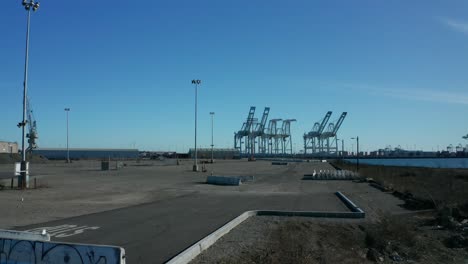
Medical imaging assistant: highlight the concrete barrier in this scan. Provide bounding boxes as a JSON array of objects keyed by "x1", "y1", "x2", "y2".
[
  {"x1": 271, "y1": 162, "x2": 288, "y2": 165},
  {"x1": 165, "y1": 192, "x2": 365, "y2": 264},
  {"x1": 236, "y1": 176, "x2": 254, "y2": 182},
  {"x1": 0, "y1": 236, "x2": 125, "y2": 264},
  {"x1": 206, "y1": 176, "x2": 241, "y2": 186},
  {"x1": 0, "y1": 229, "x2": 50, "y2": 242},
  {"x1": 336, "y1": 191, "x2": 364, "y2": 215},
  {"x1": 303, "y1": 170, "x2": 359, "y2": 181},
  {"x1": 166, "y1": 211, "x2": 255, "y2": 264}
]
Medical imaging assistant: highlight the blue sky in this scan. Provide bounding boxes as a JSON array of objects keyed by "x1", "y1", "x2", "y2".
[{"x1": 1, "y1": 0, "x2": 468, "y2": 152}]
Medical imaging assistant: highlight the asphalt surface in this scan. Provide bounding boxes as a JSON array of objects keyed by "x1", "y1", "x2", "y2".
[
  {"x1": 1, "y1": 160, "x2": 406, "y2": 263},
  {"x1": 18, "y1": 191, "x2": 348, "y2": 263}
]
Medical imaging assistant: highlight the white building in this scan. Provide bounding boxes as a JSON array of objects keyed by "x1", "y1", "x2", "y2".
[{"x1": 0, "y1": 142, "x2": 19, "y2": 154}]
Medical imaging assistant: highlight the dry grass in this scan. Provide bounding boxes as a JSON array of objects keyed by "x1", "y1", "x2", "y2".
[
  {"x1": 333, "y1": 160, "x2": 468, "y2": 210},
  {"x1": 216, "y1": 220, "x2": 370, "y2": 264},
  {"x1": 364, "y1": 215, "x2": 423, "y2": 261}
]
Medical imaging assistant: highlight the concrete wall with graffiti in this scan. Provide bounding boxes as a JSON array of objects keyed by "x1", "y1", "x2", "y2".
[{"x1": 0, "y1": 237, "x2": 125, "y2": 264}]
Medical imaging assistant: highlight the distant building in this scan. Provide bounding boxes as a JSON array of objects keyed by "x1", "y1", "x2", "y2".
[
  {"x1": 0, "y1": 142, "x2": 18, "y2": 154},
  {"x1": 34, "y1": 148, "x2": 139, "y2": 160},
  {"x1": 188, "y1": 148, "x2": 238, "y2": 159}
]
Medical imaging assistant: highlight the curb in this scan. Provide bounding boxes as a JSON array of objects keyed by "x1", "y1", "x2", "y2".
[{"x1": 165, "y1": 192, "x2": 365, "y2": 264}]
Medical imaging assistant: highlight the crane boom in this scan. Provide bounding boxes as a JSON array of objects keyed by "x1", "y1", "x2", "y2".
[
  {"x1": 318, "y1": 111, "x2": 332, "y2": 134},
  {"x1": 331, "y1": 112, "x2": 347, "y2": 134},
  {"x1": 255, "y1": 107, "x2": 270, "y2": 133},
  {"x1": 244, "y1": 106, "x2": 256, "y2": 132}
]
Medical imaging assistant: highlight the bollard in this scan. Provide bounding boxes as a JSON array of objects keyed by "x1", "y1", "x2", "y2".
[
  {"x1": 10, "y1": 178, "x2": 13, "y2": 189},
  {"x1": 34, "y1": 178, "x2": 37, "y2": 189}
]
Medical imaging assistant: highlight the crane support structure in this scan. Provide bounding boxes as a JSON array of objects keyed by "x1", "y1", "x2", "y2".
[
  {"x1": 320, "y1": 112, "x2": 347, "y2": 155},
  {"x1": 251, "y1": 107, "x2": 270, "y2": 155},
  {"x1": 303, "y1": 111, "x2": 332, "y2": 154},
  {"x1": 26, "y1": 99, "x2": 38, "y2": 154},
  {"x1": 280, "y1": 119, "x2": 296, "y2": 155},
  {"x1": 265, "y1": 119, "x2": 282, "y2": 155},
  {"x1": 234, "y1": 106, "x2": 256, "y2": 156}
]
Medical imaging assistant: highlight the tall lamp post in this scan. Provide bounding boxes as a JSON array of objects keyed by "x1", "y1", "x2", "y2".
[
  {"x1": 210, "y1": 112, "x2": 215, "y2": 163},
  {"x1": 192, "y1": 79, "x2": 201, "y2": 171},
  {"x1": 17, "y1": 0, "x2": 40, "y2": 189},
  {"x1": 351, "y1": 136, "x2": 359, "y2": 172},
  {"x1": 65, "y1": 108, "x2": 70, "y2": 163},
  {"x1": 341, "y1": 139, "x2": 345, "y2": 157}
]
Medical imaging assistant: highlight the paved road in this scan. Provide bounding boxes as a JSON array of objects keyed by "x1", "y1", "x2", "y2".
[{"x1": 18, "y1": 191, "x2": 348, "y2": 263}]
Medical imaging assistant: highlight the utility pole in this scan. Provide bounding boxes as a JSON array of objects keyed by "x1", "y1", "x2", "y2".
[
  {"x1": 65, "y1": 108, "x2": 70, "y2": 163},
  {"x1": 192, "y1": 79, "x2": 201, "y2": 171},
  {"x1": 210, "y1": 112, "x2": 215, "y2": 163},
  {"x1": 18, "y1": 0, "x2": 40, "y2": 189}
]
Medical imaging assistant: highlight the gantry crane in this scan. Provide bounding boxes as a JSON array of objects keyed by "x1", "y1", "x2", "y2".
[
  {"x1": 250, "y1": 107, "x2": 270, "y2": 155},
  {"x1": 320, "y1": 112, "x2": 347, "y2": 155},
  {"x1": 234, "y1": 106, "x2": 256, "y2": 156},
  {"x1": 280, "y1": 119, "x2": 296, "y2": 155},
  {"x1": 26, "y1": 99, "x2": 38, "y2": 154},
  {"x1": 265, "y1": 119, "x2": 282, "y2": 154},
  {"x1": 303, "y1": 111, "x2": 332, "y2": 154}
]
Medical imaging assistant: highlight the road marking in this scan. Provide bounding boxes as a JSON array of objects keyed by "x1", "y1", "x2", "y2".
[{"x1": 25, "y1": 224, "x2": 100, "y2": 238}]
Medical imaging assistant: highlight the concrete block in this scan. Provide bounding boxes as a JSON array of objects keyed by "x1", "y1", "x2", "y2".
[
  {"x1": 271, "y1": 162, "x2": 288, "y2": 165},
  {"x1": 0, "y1": 229, "x2": 50, "y2": 242},
  {"x1": 206, "y1": 176, "x2": 241, "y2": 186},
  {"x1": 236, "y1": 176, "x2": 254, "y2": 182}
]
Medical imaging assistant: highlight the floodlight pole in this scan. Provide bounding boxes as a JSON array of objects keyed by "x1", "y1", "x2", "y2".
[
  {"x1": 351, "y1": 136, "x2": 359, "y2": 172},
  {"x1": 65, "y1": 108, "x2": 70, "y2": 163},
  {"x1": 192, "y1": 79, "x2": 201, "y2": 171},
  {"x1": 18, "y1": 0, "x2": 40, "y2": 189},
  {"x1": 210, "y1": 112, "x2": 215, "y2": 163}
]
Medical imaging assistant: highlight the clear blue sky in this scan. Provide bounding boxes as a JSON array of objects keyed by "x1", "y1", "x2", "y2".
[{"x1": 2, "y1": 0, "x2": 468, "y2": 152}]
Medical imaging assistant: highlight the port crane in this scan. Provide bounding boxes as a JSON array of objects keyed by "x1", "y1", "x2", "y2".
[
  {"x1": 26, "y1": 99, "x2": 38, "y2": 153},
  {"x1": 320, "y1": 112, "x2": 347, "y2": 155},
  {"x1": 303, "y1": 111, "x2": 332, "y2": 154},
  {"x1": 234, "y1": 107, "x2": 256, "y2": 156},
  {"x1": 280, "y1": 119, "x2": 296, "y2": 155},
  {"x1": 251, "y1": 107, "x2": 269, "y2": 155}
]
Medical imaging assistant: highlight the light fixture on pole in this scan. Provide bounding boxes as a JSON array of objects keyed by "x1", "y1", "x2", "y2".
[
  {"x1": 351, "y1": 136, "x2": 359, "y2": 172},
  {"x1": 65, "y1": 108, "x2": 70, "y2": 163},
  {"x1": 192, "y1": 79, "x2": 201, "y2": 172},
  {"x1": 17, "y1": 0, "x2": 40, "y2": 189},
  {"x1": 210, "y1": 112, "x2": 215, "y2": 163}
]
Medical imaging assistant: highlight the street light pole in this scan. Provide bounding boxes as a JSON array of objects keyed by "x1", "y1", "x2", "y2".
[
  {"x1": 341, "y1": 139, "x2": 345, "y2": 157},
  {"x1": 351, "y1": 136, "x2": 359, "y2": 172},
  {"x1": 210, "y1": 112, "x2": 215, "y2": 163},
  {"x1": 192, "y1": 79, "x2": 201, "y2": 171},
  {"x1": 65, "y1": 108, "x2": 70, "y2": 163},
  {"x1": 18, "y1": 0, "x2": 40, "y2": 189}
]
